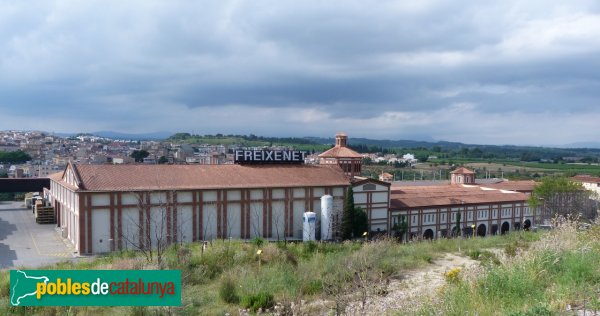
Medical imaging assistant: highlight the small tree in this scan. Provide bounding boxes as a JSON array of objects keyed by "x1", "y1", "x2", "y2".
[
  {"x1": 529, "y1": 176, "x2": 599, "y2": 222},
  {"x1": 453, "y1": 212, "x2": 461, "y2": 237},
  {"x1": 120, "y1": 190, "x2": 188, "y2": 269},
  {"x1": 130, "y1": 150, "x2": 150, "y2": 162},
  {"x1": 392, "y1": 215, "x2": 407, "y2": 242},
  {"x1": 157, "y1": 156, "x2": 168, "y2": 164},
  {"x1": 341, "y1": 187, "x2": 355, "y2": 240}
]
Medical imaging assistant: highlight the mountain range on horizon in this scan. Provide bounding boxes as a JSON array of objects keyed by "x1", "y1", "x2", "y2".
[{"x1": 47, "y1": 130, "x2": 600, "y2": 150}]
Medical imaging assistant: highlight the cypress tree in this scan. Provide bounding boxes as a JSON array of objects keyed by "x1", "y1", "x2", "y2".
[
  {"x1": 341, "y1": 187, "x2": 355, "y2": 240},
  {"x1": 453, "y1": 212, "x2": 462, "y2": 237}
]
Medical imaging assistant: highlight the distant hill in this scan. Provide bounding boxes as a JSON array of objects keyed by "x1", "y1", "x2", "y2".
[
  {"x1": 46, "y1": 131, "x2": 600, "y2": 160},
  {"x1": 92, "y1": 131, "x2": 172, "y2": 140},
  {"x1": 304, "y1": 136, "x2": 466, "y2": 149}
]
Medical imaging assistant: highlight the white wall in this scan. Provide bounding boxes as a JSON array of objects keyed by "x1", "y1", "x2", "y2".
[
  {"x1": 92, "y1": 209, "x2": 110, "y2": 253},
  {"x1": 53, "y1": 183, "x2": 348, "y2": 254}
]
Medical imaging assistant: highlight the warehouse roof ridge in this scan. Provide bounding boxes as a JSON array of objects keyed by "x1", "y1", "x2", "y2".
[
  {"x1": 50, "y1": 162, "x2": 350, "y2": 192},
  {"x1": 390, "y1": 184, "x2": 529, "y2": 208}
]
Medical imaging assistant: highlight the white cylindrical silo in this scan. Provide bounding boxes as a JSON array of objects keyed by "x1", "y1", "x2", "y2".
[
  {"x1": 321, "y1": 195, "x2": 333, "y2": 240},
  {"x1": 303, "y1": 212, "x2": 316, "y2": 242}
]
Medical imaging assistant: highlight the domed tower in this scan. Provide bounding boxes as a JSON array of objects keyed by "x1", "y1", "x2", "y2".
[
  {"x1": 318, "y1": 133, "x2": 363, "y2": 178},
  {"x1": 450, "y1": 167, "x2": 476, "y2": 185}
]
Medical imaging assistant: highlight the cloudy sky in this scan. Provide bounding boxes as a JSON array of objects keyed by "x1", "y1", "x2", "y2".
[{"x1": 1, "y1": 1, "x2": 599, "y2": 145}]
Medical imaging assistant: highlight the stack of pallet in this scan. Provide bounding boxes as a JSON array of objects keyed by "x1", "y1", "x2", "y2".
[{"x1": 35, "y1": 200, "x2": 56, "y2": 224}]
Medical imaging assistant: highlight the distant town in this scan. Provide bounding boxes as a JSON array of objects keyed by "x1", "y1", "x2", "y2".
[
  {"x1": 0, "y1": 130, "x2": 425, "y2": 179},
  {"x1": 2, "y1": 130, "x2": 600, "y2": 182}
]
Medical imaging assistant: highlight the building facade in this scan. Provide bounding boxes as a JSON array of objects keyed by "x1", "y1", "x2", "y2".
[
  {"x1": 49, "y1": 163, "x2": 350, "y2": 254},
  {"x1": 352, "y1": 178, "x2": 391, "y2": 233},
  {"x1": 389, "y1": 169, "x2": 537, "y2": 240},
  {"x1": 46, "y1": 142, "x2": 540, "y2": 254}
]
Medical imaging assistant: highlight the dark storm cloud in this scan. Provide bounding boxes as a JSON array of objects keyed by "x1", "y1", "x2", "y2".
[{"x1": 1, "y1": 0, "x2": 600, "y2": 144}]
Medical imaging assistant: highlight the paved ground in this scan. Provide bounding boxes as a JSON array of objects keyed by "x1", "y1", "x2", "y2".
[{"x1": 0, "y1": 201, "x2": 78, "y2": 269}]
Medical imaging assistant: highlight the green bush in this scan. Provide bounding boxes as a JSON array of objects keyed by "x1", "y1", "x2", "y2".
[
  {"x1": 241, "y1": 292, "x2": 275, "y2": 312},
  {"x1": 421, "y1": 254, "x2": 433, "y2": 263},
  {"x1": 251, "y1": 237, "x2": 265, "y2": 247},
  {"x1": 219, "y1": 278, "x2": 239, "y2": 304},
  {"x1": 467, "y1": 249, "x2": 481, "y2": 260}
]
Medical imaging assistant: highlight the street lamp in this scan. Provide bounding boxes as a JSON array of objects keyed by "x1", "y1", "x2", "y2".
[{"x1": 471, "y1": 224, "x2": 476, "y2": 238}]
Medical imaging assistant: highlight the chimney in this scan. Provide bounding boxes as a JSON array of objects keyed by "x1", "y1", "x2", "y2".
[{"x1": 335, "y1": 133, "x2": 348, "y2": 147}]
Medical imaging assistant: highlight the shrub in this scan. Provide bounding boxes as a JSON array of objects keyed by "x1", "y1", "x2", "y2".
[
  {"x1": 421, "y1": 254, "x2": 433, "y2": 263},
  {"x1": 184, "y1": 265, "x2": 209, "y2": 286},
  {"x1": 444, "y1": 268, "x2": 461, "y2": 283},
  {"x1": 219, "y1": 277, "x2": 239, "y2": 304},
  {"x1": 241, "y1": 292, "x2": 275, "y2": 312},
  {"x1": 251, "y1": 237, "x2": 265, "y2": 247},
  {"x1": 467, "y1": 249, "x2": 481, "y2": 260}
]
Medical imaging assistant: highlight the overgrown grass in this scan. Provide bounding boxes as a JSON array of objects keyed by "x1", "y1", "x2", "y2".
[
  {"x1": 423, "y1": 220, "x2": 600, "y2": 315},
  {"x1": 1, "y1": 232, "x2": 542, "y2": 315}
]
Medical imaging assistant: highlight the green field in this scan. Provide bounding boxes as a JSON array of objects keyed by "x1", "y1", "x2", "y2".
[{"x1": 364, "y1": 158, "x2": 600, "y2": 181}]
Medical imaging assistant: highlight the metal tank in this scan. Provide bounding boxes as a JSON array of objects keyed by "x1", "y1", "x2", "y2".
[
  {"x1": 320, "y1": 195, "x2": 333, "y2": 240},
  {"x1": 303, "y1": 212, "x2": 316, "y2": 242}
]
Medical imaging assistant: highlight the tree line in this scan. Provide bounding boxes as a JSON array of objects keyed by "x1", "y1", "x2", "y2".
[{"x1": 0, "y1": 150, "x2": 32, "y2": 164}]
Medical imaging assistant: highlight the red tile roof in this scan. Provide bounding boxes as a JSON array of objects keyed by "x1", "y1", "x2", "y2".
[
  {"x1": 55, "y1": 164, "x2": 350, "y2": 192},
  {"x1": 479, "y1": 180, "x2": 536, "y2": 192},
  {"x1": 390, "y1": 184, "x2": 528, "y2": 209},
  {"x1": 450, "y1": 167, "x2": 475, "y2": 174},
  {"x1": 318, "y1": 146, "x2": 362, "y2": 158},
  {"x1": 572, "y1": 175, "x2": 600, "y2": 184}
]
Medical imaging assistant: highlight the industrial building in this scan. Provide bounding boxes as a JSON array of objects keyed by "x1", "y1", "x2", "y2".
[
  {"x1": 389, "y1": 168, "x2": 536, "y2": 239},
  {"x1": 573, "y1": 175, "x2": 600, "y2": 198},
  {"x1": 49, "y1": 163, "x2": 353, "y2": 254},
  {"x1": 46, "y1": 133, "x2": 535, "y2": 254}
]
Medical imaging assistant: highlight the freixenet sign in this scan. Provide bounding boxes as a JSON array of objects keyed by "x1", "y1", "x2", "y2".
[
  {"x1": 10, "y1": 270, "x2": 181, "y2": 306},
  {"x1": 234, "y1": 150, "x2": 307, "y2": 164}
]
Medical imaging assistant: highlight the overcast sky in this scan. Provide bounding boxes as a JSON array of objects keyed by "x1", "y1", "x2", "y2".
[{"x1": 1, "y1": 1, "x2": 599, "y2": 145}]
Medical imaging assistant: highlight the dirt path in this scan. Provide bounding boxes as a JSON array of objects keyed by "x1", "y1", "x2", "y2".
[{"x1": 348, "y1": 253, "x2": 479, "y2": 315}]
